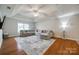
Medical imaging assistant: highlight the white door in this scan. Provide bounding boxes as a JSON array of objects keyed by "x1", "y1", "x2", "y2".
[{"x1": 0, "y1": 29, "x2": 2, "y2": 48}]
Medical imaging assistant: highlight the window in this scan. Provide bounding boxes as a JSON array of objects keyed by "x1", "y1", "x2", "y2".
[{"x1": 18, "y1": 23, "x2": 29, "y2": 33}]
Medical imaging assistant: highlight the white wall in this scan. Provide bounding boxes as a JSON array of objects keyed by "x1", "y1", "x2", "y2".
[
  {"x1": 3, "y1": 17, "x2": 36, "y2": 36},
  {"x1": 36, "y1": 18, "x2": 62, "y2": 38},
  {"x1": 2, "y1": 14, "x2": 79, "y2": 40},
  {"x1": 66, "y1": 15, "x2": 79, "y2": 40},
  {"x1": 0, "y1": 29, "x2": 2, "y2": 48},
  {"x1": 36, "y1": 15, "x2": 79, "y2": 41}
]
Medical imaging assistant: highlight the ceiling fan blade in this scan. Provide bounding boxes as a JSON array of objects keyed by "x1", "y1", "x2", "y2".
[{"x1": 35, "y1": 4, "x2": 46, "y2": 10}]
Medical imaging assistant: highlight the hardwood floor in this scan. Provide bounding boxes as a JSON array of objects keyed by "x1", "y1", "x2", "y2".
[
  {"x1": 0, "y1": 37, "x2": 79, "y2": 55},
  {"x1": 0, "y1": 37, "x2": 27, "y2": 55},
  {"x1": 43, "y1": 38, "x2": 79, "y2": 55}
]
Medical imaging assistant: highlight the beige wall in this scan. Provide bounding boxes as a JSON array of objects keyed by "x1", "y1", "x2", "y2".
[
  {"x1": 36, "y1": 18, "x2": 62, "y2": 38},
  {"x1": 2, "y1": 14, "x2": 79, "y2": 40},
  {"x1": 36, "y1": 15, "x2": 79, "y2": 41},
  {"x1": 3, "y1": 17, "x2": 36, "y2": 36},
  {"x1": 66, "y1": 15, "x2": 79, "y2": 40}
]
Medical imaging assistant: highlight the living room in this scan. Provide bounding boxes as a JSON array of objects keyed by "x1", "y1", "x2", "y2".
[{"x1": 0, "y1": 4, "x2": 79, "y2": 55}]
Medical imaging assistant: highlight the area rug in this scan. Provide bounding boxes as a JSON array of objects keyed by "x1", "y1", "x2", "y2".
[{"x1": 15, "y1": 36, "x2": 55, "y2": 55}]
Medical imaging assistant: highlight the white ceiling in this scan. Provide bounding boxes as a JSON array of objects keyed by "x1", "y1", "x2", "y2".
[{"x1": 0, "y1": 4, "x2": 79, "y2": 22}]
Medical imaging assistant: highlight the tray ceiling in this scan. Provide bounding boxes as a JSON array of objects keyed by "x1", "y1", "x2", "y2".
[{"x1": 0, "y1": 4, "x2": 79, "y2": 22}]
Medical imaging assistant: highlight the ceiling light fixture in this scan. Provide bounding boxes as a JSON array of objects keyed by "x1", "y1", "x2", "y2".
[
  {"x1": 31, "y1": 7, "x2": 40, "y2": 17},
  {"x1": 32, "y1": 9, "x2": 39, "y2": 17},
  {"x1": 33, "y1": 12, "x2": 39, "y2": 17}
]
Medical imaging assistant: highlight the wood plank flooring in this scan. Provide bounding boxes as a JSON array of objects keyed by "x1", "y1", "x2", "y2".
[
  {"x1": 0, "y1": 37, "x2": 27, "y2": 55},
  {"x1": 43, "y1": 38, "x2": 79, "y2": 55},
  {"x1": 0, "y1": 37, "x2": 79, "y2": 55}
]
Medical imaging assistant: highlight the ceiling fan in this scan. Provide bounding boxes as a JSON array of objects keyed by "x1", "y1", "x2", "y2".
[{"x1": 22, "y1": 4, "x2": 54, "y2": 17}]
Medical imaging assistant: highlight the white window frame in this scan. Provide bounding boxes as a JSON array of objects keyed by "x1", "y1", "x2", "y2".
[{"x1": 18, "y1": 23, "x2": 29, "y2": 33}]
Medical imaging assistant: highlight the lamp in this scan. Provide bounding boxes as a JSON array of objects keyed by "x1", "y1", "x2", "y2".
[
  {"x1": 61, "y1": 22, "x2": 67, "y2": 38},
  {"x1": 62, "y1": 22, "x2": 67, "y2": 30}
]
